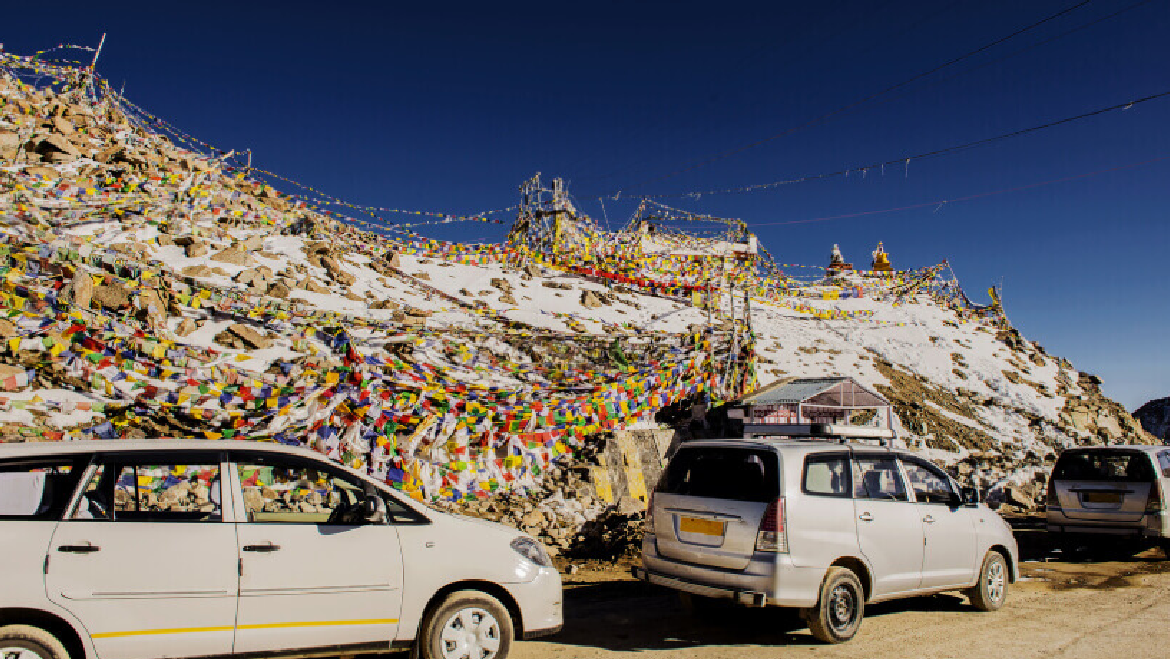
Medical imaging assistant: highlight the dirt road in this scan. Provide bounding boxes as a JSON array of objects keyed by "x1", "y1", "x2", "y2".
[{"x1": 516, "y1": 551, "x2": 1170, "y2": 659}]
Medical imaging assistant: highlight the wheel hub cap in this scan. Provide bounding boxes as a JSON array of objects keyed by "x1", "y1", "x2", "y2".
[
  {"x1": 440, "y1": 607, "x2": 501, "y2": 659},
  {"x1": 828, "y1": 584, "x2": 856, "y2": 632},
  {"x1": 987, "y1": 561, "x2": 1005, "y2": 602}
]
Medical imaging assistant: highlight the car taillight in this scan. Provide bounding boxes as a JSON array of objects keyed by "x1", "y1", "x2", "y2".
[
  {"x1": 1046, "y1": 480, "x2": 1059, "y2": 510},
  {"x1": 1146, "y1": 487, "x2": 1164, "y2": 514},
  {"x1": 755, "y1": 497, "x2": 788, "y2": 553}
]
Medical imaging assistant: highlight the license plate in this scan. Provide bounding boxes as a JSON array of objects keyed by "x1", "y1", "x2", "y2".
[
  {"x1": 679, "y1": 517, "x2": 725, "y2": 536},
  {"x1": 1082, "y1": 492, "x2": 1122, "y2": 504}
]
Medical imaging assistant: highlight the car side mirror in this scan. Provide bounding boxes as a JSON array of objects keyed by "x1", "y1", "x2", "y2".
[
  {"x1": 960, "y1": 486, "x2": 980, "y2": 506},
  {"x1": 361, "y1": 495, "x2": 387, "y2": 524}
]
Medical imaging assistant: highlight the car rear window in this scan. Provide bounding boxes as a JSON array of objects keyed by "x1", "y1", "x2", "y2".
[
  {"x1": 657, "y1": 447, "x2": 779, "y2": 502},
  {"x1": 0, "y1": 457, "x2": 89, "y2": 520},
  {"x1": 1053, "y1": 449, "x2": 1156, "y2": 483}
]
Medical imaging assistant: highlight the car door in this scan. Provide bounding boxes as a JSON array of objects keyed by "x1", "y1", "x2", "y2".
[
  {"x1": 229, "y1": 452, "x2": 403, "y2": 654},
  {"x1": 851, "y1": 453, "x2": 923, "y2": 596},
  {"x1": 900, "y1": 456, "x2": 978, "y2": 589},
  {"x1": 46, "y1": 451, "x2": 238, "y2": 659}
]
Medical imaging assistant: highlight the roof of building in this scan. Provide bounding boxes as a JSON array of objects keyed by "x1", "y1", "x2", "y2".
[{"x1": 740, "y1": 376, "x2": 888, "y2": 407}]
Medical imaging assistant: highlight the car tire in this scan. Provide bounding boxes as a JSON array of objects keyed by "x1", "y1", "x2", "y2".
[
  {"x1": 414, "y1": 590, "x2": 514, "y2": 659},
  {"x1": 967, "y1": 551, "x2": 1009, "y2": 612},
  {"x1": 805, "y1": 567, "x2": 864, "y2": 644},
  {"x1": 0, "y1": 625, "x2": 72, "y2": 659}
]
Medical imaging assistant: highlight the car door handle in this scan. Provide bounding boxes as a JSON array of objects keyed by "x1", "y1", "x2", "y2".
[
  {"x1": 923, "y1": 515, "x2": 936, "y2": 524},
  {"x1": 242, "y1": 543, "x2": 281, "y2": 552},
  {"x1": 858, "y1": 512, "x2": 874, "y2": 522},
  {"x1": 57, "y1": 544, "x2": 100, "y2": 553}
]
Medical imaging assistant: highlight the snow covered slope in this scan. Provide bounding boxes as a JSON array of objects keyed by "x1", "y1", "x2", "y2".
[{"x1": 0, "y1": 50, "x2": 1153, "y2": 515}]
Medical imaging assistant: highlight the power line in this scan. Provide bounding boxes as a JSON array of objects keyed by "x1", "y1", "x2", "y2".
[
  {"x1": 743, "y1": 152, "x2": 1170, "y2": 227},
  {"x1": 603, "y1": 0, "x2": 1097, "y2": 196},
  {"x1": 627, "y1": 86, "x2": 1170, "y2": 199}
]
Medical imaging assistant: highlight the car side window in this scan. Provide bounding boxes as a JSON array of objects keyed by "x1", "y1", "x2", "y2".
[
  {"x1": 75, "y1": 456, "x2": 224, "y2": 522},
  {"x1": 0, "y1": 457, "x2": 88, "y2": 520},
  {"x1": 1158, "y1": 451, "x2": 1170, "y2": 478},
  {"x1": 901, "y1": 458, "x2": 958, "y2": 505},
  {"x1": 237, "y1": 456, "x2": 377, "y2": 525},
  {"x1": 852, "y1": 456, "x2": 908, "y2": 501},
  {"x1": 803, "y1": 453, "x2": 851, "y2": 497}
]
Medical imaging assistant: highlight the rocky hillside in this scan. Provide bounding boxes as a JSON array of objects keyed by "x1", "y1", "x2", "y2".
[
  {"x1": 0, "y1": 47, "x2": 1155, "y2": 555},
  {"x1": 1135, "y1": 397, "x2": 1170, "y2": 441}
]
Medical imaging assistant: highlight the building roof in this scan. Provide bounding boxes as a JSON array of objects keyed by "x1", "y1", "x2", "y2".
[{"x1": 741, "y1": 376, "x2": 888, "y2": 407}]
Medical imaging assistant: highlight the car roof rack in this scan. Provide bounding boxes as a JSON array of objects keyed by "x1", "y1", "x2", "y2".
[{"x1": 743, "y1": 423, "x2": 896, "y2": 447}]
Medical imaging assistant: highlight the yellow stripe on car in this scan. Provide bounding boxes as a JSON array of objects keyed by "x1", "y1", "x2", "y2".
[{"x1": 93, "y1": 619, "x2": 398, "y2": 639}]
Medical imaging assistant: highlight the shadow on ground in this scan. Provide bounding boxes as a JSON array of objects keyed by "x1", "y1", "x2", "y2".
[{"x1": 538, "y1": 579, "x2": 975, "y2": 652}]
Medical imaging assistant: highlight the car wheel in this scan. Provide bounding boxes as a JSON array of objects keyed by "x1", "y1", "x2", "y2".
[
  {"x1": 968, "y1": 551, "x2": 1009, "y2": 612},
  {"x1": 805, "y1": 567, "x2": 864, "y2": 644},
  {"x1": 415, "y1": 590, "x2": 514, "y2": 659},
  {"x1": 0, "y1": 625, "x2": 71, "y2": 659}
]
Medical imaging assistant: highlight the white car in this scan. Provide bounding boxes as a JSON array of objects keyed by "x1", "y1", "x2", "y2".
[
  {"x1": 632, "y1": 437, "x2": 1018, "y2": 643},
  {"x1": 0, "y1": 440, "x2": 562, "y2": 659},
  {"x1": 1046, "y1": 445, "x2": 1170, "y2": 555}
]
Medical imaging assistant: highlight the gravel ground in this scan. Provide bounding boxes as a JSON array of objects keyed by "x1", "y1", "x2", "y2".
[{"x1": 512, "y1": 544, "x2": 1170, "y2": 659}]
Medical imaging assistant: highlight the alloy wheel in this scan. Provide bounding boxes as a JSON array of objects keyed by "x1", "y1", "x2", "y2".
[{"x1": 986, "y1": 559, "x2": 1006, "y2": 603}]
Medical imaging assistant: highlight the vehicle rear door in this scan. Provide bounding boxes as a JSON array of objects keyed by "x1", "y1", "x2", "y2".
[
  {"x1": 229, "y1": 452, "x2": 403, "y2": 654},
  {"x1": 899, "y1": 456, "x2": 977, "y2": 589},
  {"x1": 851, "y1": 453, "x2": 923, "y2": 596},
  {"x1": 45, "y1": 451, "x2": 238, "y2": 659},
  {"x1": 651, "y1": 445, "x2": 778, "y2": 571},
  {"x1": 1052, "y1": 449, "x2": 1155, "y2": 522}
]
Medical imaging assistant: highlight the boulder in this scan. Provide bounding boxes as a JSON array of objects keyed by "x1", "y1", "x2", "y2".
[
  {"x1": 185, "y1": 242, "x2": 208, "y2": 258},
  {"x1": 580, "y1": 290, "x2": 605, "y2": 309},
  {"x1": 210, "y1": 248, "x2": 252, "y2": 266},
  {"x1": 180, "y1": 265, "x2": 215, "y2": 277},
  {"x1": 63, "y1": 269, "x2": 94, "y2": 309},
  {"x1": 35, "y1": 134, "x2": 81, "y2": 161},
  {"x1": 92, "y1": 282, "x2": 131, "y2": 310},
  {"x1": 369, "y1": 299, "x2": 399, "y2": 310},
  {"x1": 266, "y1": 282, "x2": 291, "y2": 299},
  {"x1": 136, "y1": 288, "x2": 168, "y2": 327},
  {"x1": 175, "y1": 318, "x2": 200, "y2": 337},
  {"x1": 213, "y1": 323, "x2": 272, "y2": 350}
]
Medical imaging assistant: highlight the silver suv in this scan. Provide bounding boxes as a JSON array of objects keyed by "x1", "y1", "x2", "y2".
[
  {"x1": 1046, "y1": 445, "x2": 1170, "y2": 555},
  {"x1": 632, "y1": 438, "x2": 1018, "y2": 643}
]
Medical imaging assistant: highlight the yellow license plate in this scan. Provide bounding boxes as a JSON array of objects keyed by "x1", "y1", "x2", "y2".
[
  {"x1": 1083, "y1": 492, "x2": 1122, "y2": 504},
  {"x1": 679, "y1": 517, "x2": 725, "y2": 536}
]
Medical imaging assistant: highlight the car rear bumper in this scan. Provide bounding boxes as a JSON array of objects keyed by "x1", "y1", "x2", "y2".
[
  {"x1": 1047, "y1": 511, "x2": 1168, "y2": 538},
  {"x1": 636, "y1": 542, "x2": 823, "y2": 607}
]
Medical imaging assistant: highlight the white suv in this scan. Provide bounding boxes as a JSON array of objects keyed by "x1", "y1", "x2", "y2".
[
  {"x1": 1046, "y1": 445, "x2": 1170, "y2": 555},
  {"x1": 0, "y1": 440, "x2": 562, "y2": 659},
  {"x1": 633, "y1": 438, "x2": 1018, "y2": 643}
]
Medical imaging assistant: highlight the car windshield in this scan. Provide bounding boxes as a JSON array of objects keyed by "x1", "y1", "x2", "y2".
[{"x1": 1053, "y1": 450, "x2": 1155, "y2": 483}]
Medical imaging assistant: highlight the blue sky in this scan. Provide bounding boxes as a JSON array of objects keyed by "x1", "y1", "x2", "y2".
[{"x1": 7, "y1": 0, "x2": 1168, "y2": 408}]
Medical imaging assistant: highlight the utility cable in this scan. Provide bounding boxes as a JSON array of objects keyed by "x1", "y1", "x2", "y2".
[
  {"x1": 603, "y1": 0, "x2": 1097, "y2": 196},
  {"x1": 631, "y1": 86, "x2": 1170, "y2": 199},
  {"x1": 743, "y1": 152, "x2": 1170, "y2": 227}
]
